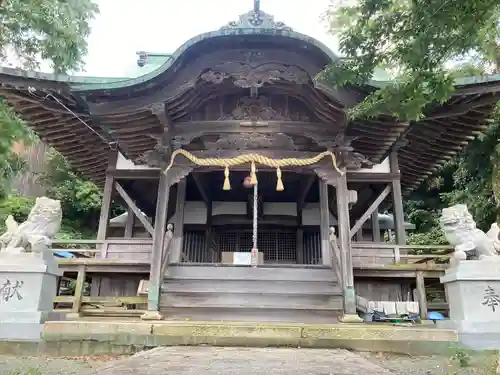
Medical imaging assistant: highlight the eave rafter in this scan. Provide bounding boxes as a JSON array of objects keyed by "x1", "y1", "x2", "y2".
[
  {"x1": 0, "y1": 84, "x2": 110, "y2": 186},
  {"x1": 397, "y1": 90, "x2": 500, "y2": 191}
]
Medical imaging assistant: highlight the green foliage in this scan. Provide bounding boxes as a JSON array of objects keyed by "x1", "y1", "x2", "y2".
[
  {"x1": 8, "y1": 369, "x2": 42, "y2": 375},
  {"x1": 0, "y1": 99, "x2": 31, "y2": 198},
  {"x1": 323, "y1": 0, "x2": 500, "y2": 120},
  {"x1": 0, "y1": 0, "x2": 99, "y2": 208},
  {"x1": 0, "y1": 0, "x2": 99, "y2": 73},
  {"x1": 451, "y1": 349, "x2": 471, "y2": 368},
  {"x1": 0, "y1": 194, "x2": 95, "y2": 240},
  {"x1": 36, "y1": 148, "x2": 123, "y2": 237},
  {"x1": 38, "y1": 149, "x2": 102, "y2": 226}
]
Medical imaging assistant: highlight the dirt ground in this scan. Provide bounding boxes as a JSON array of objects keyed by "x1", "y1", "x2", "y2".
[{"x1": 0, "y1": 348, "x2": 497, "y2": 375}]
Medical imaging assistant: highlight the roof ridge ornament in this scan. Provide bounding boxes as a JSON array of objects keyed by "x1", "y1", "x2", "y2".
[{"x1": 220, "y1": 6, "x2": 292, "y2": 31}]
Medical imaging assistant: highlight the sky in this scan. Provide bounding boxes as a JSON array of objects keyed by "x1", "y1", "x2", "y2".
[{"x1": 80, "y1": 0, "x2": 338, "y2": 77}]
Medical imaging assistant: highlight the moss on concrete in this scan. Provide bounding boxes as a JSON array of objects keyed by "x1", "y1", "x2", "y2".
[{"x1": 0, "y1": 321, "x2": 461, "y2": 357}]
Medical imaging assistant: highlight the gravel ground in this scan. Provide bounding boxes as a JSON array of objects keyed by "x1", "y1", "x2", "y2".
[
  {"x1": 0, "y1": 355, "x2": 116, "y2": 375},
  {"x1": 0, "y1": 349, "x2": 497, "y2": 375},
  {"x1": 362, "y1": 351, "x2": 499, "y2": 375}
]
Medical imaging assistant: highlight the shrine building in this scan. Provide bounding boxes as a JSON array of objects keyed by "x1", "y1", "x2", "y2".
[{"x1": 1, "y1": 5, "x2": 500, "y2": 323}]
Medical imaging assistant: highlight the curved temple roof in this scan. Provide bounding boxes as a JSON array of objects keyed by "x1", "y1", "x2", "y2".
[{"x1": 0, "y1": 7, "x2": 500, "y2": 192}]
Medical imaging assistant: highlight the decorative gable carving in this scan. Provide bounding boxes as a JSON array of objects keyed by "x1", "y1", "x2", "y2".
[{"x1": 218, "y1": 96, "x2": 291, "y2": 121}]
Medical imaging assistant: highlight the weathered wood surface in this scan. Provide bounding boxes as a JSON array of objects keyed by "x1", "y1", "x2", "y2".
[
  {"x1": 51, "y1": 238, "x2": 153, "y2": 261},
  {"x1": 161, "y1": 264, "x2": 343, "y2": 323}
]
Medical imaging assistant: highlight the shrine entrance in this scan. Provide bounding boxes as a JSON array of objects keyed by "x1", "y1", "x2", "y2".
[{"x1": 179, "y1": 168, "x2": 326, "y2": 265}]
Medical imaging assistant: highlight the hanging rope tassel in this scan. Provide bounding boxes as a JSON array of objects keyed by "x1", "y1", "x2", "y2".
[
  {"x1": 250, "y1": 161, "x2": 258, "y2": 185},
  {"x1": 276, "y1": 166, "x2": 284, "y2": 191},
  {"x1": 223, "y1": 166, "x2": 231, "y2": 190}
]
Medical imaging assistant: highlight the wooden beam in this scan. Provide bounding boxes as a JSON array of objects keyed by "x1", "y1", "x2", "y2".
[
  {"x1": 416, "y1": 271, "x2": 428, "y2": 320},
  {"x1": 124, "y1": 207, "x2": 134, "y2": 238},
  {"x1": 425, "y1": 94, "x2": 500, "y2": 120},
  {"x1": 371, "y1": 211, "x2": 381, "y2": 242},
  {"x1": 170, "y1": 179, "x2": 187, "y2": 263},
  {"x1": 144, "y1": 172, "x2": 170, "y2": 317},
  {"x1": 114, "y1": 182, "x2": 154, "y2": 236},
  {"x1": 336, "y1": 174, "x2": 357, "y2": 316},
  {"x1": 71, "y1": 265, "x2": 86, "y2": 316},
  {"x1": 298, "y1": 174, "x2": 315, "y2": 210},
  {"x1": 192, "y1": 172, "x2": 210, "y2": 206},
  {"x1": 96, "y1": 174, "x2": 114, "y2": 256},
  {"x1": 350, "y1": 185, "x2": 391, "y2": 237},
  {"x1": 107, "y1": 169, "x2": 161, "y2": 179},
  {"x1": 151, "y1": 102, "x2": 170, "y2": 127},
  {"x1": 390, "y1": 152, "x2": 406, "y2": 244},
  {"x1": 96, "y1": 151, "x2": 118, "y2": 257},
  {"x1": 319, "y1": 179, "x2": 331, "y2": 266},
  {"x1": 347, "y1": 172, "x2": 400, "y2": 182}
]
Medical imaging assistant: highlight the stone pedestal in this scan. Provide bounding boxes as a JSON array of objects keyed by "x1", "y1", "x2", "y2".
[
  {"x1": 0, "y1": 251, "x2": 65, "y2": 341},
  {"x1": 438, "y1": 258, "x2": 500, "y2": 349}
]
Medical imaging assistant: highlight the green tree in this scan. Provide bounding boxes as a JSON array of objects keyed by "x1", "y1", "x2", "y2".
[
  {"x1": 323, "y1": 0, "x2": 500, "y2": 120},
  {"x1": 0, "y1": 0, "x2": 99, "y2": 193},
  {"x1": 38, "y1": 149, "x2": 123, "y2": 234},
  {"x1": 324, "y1": 0, "x2": 500, "y2": 244}
]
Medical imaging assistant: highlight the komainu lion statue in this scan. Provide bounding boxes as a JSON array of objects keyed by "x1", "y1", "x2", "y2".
[
  {"x1": 439, "y1": 204, "x2": 500, "y2": 266},
  {"x1": 0, "y1": 197, "x2": 62, "y2": 254}
]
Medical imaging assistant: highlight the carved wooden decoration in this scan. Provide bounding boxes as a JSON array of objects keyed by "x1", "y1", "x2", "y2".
[
  {"x1": 305, "y1": 133, "x2": 356, "y2": 152},
  {"x1": 314, "y1": 167, "x2": 340, "y2": 186},
  {"x1": 220, "y1": 9, "x2": 292, "y2": 31},
  {"x1": 204, "y1": 132, "x2": 297, "y2": 151},
  {"x1": 218, "y1": 96, "x2": 291, "y2": 121},
  {"x1": 200, "y1": 62, "x2": 309, "y2": 88},
  {"x1": 306, "y1": 132, "x2": 372, "y2": 169},
  {"x1": 164, "y1": 165, "x2": 193, "y2": 187}
]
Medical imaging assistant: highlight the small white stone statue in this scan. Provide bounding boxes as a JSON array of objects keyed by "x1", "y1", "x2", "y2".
[
  {"x1": 439, "y1": 204, "x2": 500, "y2": 266},
  {"x1": 0, "y1": 197, "x2": 62, "y2": 254}
]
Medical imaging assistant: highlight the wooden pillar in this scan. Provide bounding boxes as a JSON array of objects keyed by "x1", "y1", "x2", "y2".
[
  {"x1": 142, "y1": 173, "x2": 170, "y2": 320},
  {"x1": 319, "y1": 180, "x2": 332, "y2": 266},
  {"x1": 97, "y1": 177, "x2": 114, "y2": 259},
  {"x1": 170, "y1": 179, "x2": 186, "y2": 263},
  {"x1": 416, "y1": 271, "x2": 428, "y2": 320},
  {"x1": 124, "y1": 207, "x2": 134, "y2": 238},
  {"x1": 390, "y1": 152, "x2": 406, "y2": 244},
  {"x1": 297, "y1": 206, "x2": 304, "y2": 264},
  {"x1": 336, "y1": 174, "x2": 362, "y2": 321},
  {"x1": 92, "y1": 151, "x2": 117, "y2": 296},
  {"x1": 371, "y1": 211, "x2": 381, "y2": 242},
  {"x1": 68, "y1": 265, "x2": 86, "y2": 318}
]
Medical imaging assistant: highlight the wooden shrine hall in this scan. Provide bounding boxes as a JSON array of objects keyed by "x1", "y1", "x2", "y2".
[{"x1": 1, "y1": 5, "x2": 500, "y2": 323}]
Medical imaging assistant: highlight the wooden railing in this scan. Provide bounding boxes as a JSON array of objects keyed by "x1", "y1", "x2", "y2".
[
  {"x1": 351, "y1": 243, "x2": 454, "y2": 267},
  {"x1": 50, "y1": 238, "x2": 153, "y2": 260},
  {"x1": 50, "y1": 238, "x2": 153, "y2": 317}
]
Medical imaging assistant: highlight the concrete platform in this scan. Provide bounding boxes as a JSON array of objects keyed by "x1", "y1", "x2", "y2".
[{"x1": 35, "y1": 320, "x2": 460, "y2": 357}]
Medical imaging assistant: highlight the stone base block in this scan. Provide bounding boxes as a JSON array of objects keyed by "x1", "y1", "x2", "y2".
[
  {"x1": 141, "y1": 311, "x2": 164, "y2": 321},
  {"x1": 0, "y1": 251, "x2": 65, "y2": 341},
  {"x1": 0, "y1": 311, "x2": 65, "y2": 341},
  {"x1": 437, "y1": 319, "x2": 500, "y2": 349},
  {"x1": 0, "y1": 322, "x2": 44, "y2": 341},
  {"x1": 339, "y1": 314, "x2": 364, "y2": 323},
  {"x1": 440, "y1": 258, "x2": 500, "y2": 349}
]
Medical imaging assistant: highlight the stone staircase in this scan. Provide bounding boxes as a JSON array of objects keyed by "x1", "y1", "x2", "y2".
[{"x1": 160, "y1": 264, "x2": 343, "y2": 323}]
